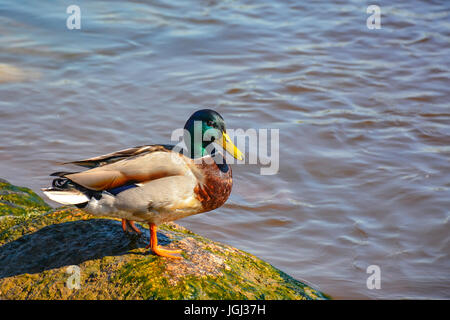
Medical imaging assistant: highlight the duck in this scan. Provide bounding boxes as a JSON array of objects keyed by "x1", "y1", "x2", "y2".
[{"x1": 42, "y1": 109, "x2": 244, "y2": 259}]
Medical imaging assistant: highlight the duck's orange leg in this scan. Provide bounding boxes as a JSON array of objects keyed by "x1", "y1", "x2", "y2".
[
  {"x1": 128, "y1": 221, "x2": 142, "y2": 234},
  {"x1": 145, "y1": 223, "x2": 182, "y2": 259},
  {"x1": 121, "y1": 219, "x2": 142, "y2": 234}
]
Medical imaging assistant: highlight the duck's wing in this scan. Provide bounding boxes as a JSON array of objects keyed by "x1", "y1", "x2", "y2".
[
  {"x1": 64, "y1": 144, "x2": 175, "y2": 168},
  {"x1": 59, "y1": 146, "x2": 196, "y2": 191}
]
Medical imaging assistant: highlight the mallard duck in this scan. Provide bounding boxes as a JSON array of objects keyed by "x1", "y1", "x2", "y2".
[{"x1": 42, "y1": 109, "x2": 243, "y2": 259}]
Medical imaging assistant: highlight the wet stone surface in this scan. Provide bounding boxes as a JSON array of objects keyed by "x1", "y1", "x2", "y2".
[{"x1": 0, "y1": 180, "x2": 328, "y2": 300}]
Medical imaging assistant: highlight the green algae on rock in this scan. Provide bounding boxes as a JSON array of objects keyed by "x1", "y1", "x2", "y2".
[
  {"x1": 0, "y1": 180, "x2": 329, "y2": 300},
  {"x1": 0, "y1": 179, "x2": 51, "y2": 217}
]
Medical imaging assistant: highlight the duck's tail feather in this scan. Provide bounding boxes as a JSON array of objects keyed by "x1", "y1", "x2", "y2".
[
  {"x1": 50, "y1": 171, "x2": 79, "y2": 177},
  {"x1": 42, "y1": 188, "x2": 90, "y2": 205},
  {"x1": 42, "y1": 177, "x2": 90, "y2": 205}
]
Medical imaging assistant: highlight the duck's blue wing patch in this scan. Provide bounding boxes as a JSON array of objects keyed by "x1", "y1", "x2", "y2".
[{"x1": 107, "y1": 184, "x2": 138, "y2": 195}]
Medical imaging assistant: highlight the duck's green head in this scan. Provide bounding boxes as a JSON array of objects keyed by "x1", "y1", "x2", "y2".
[{"x1": 183, "y1": 109, "x2": 244, "y2": 160}]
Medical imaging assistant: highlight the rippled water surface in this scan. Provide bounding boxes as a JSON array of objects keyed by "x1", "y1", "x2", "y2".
[{"x1": 1, "y1": 0, "x2": 449, "y2": 299}]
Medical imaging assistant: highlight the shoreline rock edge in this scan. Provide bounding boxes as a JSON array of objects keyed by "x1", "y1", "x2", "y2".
[{"x1": 0, "y1": 180, "x2": 329, "y2": 300}]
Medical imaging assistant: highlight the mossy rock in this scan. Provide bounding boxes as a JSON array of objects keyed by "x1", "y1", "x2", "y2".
[
  {"x1": 0, "y1": 180, "x2": 329, "y2": 300},
  {"x1": 0, "y1": 179, "x2": 51, "y2": 217}
]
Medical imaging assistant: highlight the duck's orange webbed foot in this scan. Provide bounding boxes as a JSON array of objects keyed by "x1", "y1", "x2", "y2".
[
  {"x1": 146, "y1": 223, "x2": 182, "y2": 259},
  {"x1": 121, "y1": 219, "x2": 142, "y2": 234}
]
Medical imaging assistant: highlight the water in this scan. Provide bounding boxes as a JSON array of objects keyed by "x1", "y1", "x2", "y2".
[{"x1": 1, "y1": 0, "x2": 449, "y2": 299}]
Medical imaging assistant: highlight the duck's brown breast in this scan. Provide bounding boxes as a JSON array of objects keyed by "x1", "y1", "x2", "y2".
[{"x1": 193, "y1": 161, "x2": 232, "y2": 212}]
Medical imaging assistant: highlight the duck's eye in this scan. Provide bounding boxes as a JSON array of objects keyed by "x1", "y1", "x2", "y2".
[{"x1": 207, "y1": 120, "x2": 214, "y2": 127}]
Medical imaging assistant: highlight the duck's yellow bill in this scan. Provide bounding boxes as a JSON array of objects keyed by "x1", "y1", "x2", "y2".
[{"x1": 222, "y1": 132, "x2": 244, "y2": 161}]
